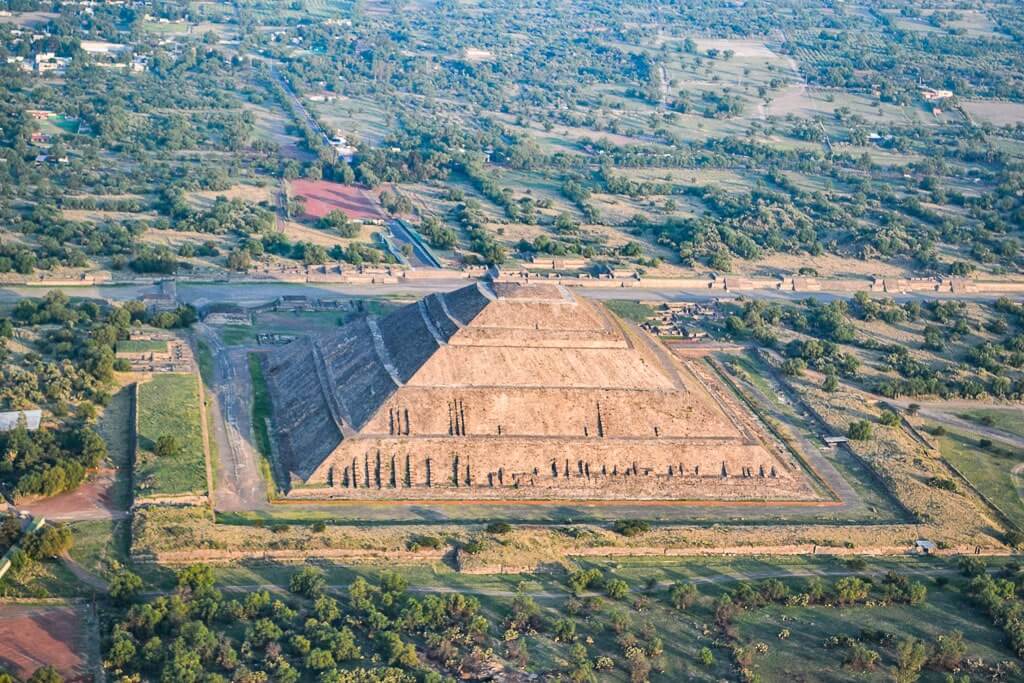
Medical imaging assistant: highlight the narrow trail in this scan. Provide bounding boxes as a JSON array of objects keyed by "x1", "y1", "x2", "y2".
[{"x1": 60, "y1": 553, "x2": 108, "y2": 593}]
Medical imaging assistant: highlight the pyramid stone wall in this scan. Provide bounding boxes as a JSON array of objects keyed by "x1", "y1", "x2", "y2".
[{"x1": 265, "y1": 282, "x2": 820, "y2": 501}]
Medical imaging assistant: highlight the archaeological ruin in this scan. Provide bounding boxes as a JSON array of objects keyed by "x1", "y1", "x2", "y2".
[{"x1": 263, "y1": 281, "x2": 821, "y2": 501}]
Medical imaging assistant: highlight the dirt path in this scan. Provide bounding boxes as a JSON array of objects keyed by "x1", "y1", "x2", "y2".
[
  {"x1": 195, "y1": 323, "x2": 269, "y2": 511},
  {"x1": 889, "y1": 400, "x2": 1024, "y2": 449},
  {"x1": 59, "y1": 552, "x2": 109, "y2": 593}
]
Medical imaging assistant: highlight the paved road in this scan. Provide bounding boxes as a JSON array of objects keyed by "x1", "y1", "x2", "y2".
[
  {"x1": 0, "y1": 279, "x2": 1017, "y2": 308},
  {"x1": 269, "y1": 65, "x2": 332, "y2": 149},
  {"x1": 195, "y1": 323, "x2": 269, "y2": 511}
]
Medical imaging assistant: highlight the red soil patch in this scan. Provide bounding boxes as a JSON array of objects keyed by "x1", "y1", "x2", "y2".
[
  {"x1": 19, "y1": 469, "x2": 120, "y2": 521},
  {"x1": 0, "y1": 605, "x2": 90, "y2": 681},
  {"x1": 289, "y1": 179, "x2": 385, "y2": 221}
]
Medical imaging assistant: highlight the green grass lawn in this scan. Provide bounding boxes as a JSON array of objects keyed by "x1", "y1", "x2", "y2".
[
  {"x1": 219, "y1": 325, "x2": 255, "y2": 346},
  {"x1": 196, "y1": 340, "x2": 214, "y2": 386},
  {"x1": 933, "y1": 424, "x2": 1024, "y2": 528},
  {"x1": 135, "y1": 373, "x2": 207, "y2": 498},
  {"x1": 67, "y1": 519, "x2": 128, "y2": 579},
  {"x1": 603, "y1": 300, "x2": 656, "y2": 324},
  {"x1": 144, "y1": 20, "x2": 188, "y2": 33},
  {"x1": 117, "y1": 339, "x2": 168, "y2": 354}
]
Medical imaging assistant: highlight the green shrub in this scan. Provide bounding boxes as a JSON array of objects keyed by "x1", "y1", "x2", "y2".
[
  {"x1": 848, "y1": 420, "x2": 873, "y2": 440},
  {"x1": 611, "y1": 519, "x2": 651, "y2": 537}
]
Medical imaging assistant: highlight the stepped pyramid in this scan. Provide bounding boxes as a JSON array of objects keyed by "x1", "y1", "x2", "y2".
[{"x1": 263, "y1": 281, "x2": 815, "y2": 501}]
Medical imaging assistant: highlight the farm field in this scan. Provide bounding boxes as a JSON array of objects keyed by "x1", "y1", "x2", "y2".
[
  {"x1": 134, "y1": 373, "x2": 208, "y2": 499},
  {"x1": 0, "y1": 604, "x2": 95, "y2": 681},
  {"x1": 288, "y1": 179, "x2": 385, "y2": 221}
]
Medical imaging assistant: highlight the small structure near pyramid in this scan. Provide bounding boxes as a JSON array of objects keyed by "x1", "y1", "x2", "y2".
[{"x1": 263, "y1": 281, "x2": 817, "y2": 501}]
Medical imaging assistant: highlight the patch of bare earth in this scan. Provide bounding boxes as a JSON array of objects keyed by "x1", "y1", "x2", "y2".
[{"x1": 0, "y1": 605, "x2": 90, "y2": 681}]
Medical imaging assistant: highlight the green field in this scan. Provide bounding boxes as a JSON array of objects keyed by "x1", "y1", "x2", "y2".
[
  {"x1": 117, "y1": 339, "x2": 168, "y2": 354},
  {"x1": 603, "y1": 300, "x2": 655, "y2": 324},
  {"x1": 135, "y1": 373, "x2": 207, "y2": 498},
  {"x1": 934, "y1": 425, "x2": 1024, "y2": 529},
  {"x1": 957, "y1": 408, "x2": 1024, "y2": 439},
  {"x1": 195, "y1": 339, "x2": 214, "y2": 385},
  {"x1": 143, "y1": 20, "x2": 188, "y2": 33}
]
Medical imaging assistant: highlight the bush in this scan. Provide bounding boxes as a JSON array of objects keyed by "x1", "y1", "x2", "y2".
[
  {"x1": 462, "y1": 538, "x2": 485, "y2": 554},
  {"x1": 958, "y1": 556, "x2": 986, "y2": 577},
  {"x1": 611, "y1": 519, "x2": 651, "y2": 537},
  {"x1": 605, "y1": 578, "x2": 630, "y2": 599},
  {"x1": 407, "y1": 534, "x2": 444, "y2": 551},
  {"x1": 848, "y1": 420, "x2": 873, "y2": 440},
  {"x1": 926, "y1": 477, "x2": 957, "y2": 492},
  {"x1": 879, "y1": 411, "x2": 901, "y2": 427},
  {"x1": 485, "y1": 522, "x2": 512, "y2": 534},
  {"x1": 312, "y1": 521, "x2": 327, "y2": 533}
]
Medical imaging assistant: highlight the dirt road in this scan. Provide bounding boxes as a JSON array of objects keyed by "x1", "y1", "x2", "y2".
[{"x1": 195, "y1": 323, "x2": 269, "y2": 511}]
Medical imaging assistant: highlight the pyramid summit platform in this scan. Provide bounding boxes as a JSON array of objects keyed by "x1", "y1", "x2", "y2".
[{"x1": 264, "y1": 281, "x2": 819, "y2": 502}]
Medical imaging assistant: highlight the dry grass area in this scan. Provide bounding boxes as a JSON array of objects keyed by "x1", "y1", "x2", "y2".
[
  {"x1": 797, "y1": 379, "x2": 1002, "y2": 541},
  {"x1": 690, "y1": 38, "x2": 780, "y2": 59},
  {"x1": 61, "y1": 209, "x2": 155, "y2": 223},
  {"x1": 276, "y1": 219, "x2": 377, "y2": 247},
  {"x1": 187, "y1": 182, "x2": 274, "y2": 209},
  {"x1": 963, "y1": 100, "x2": 1024, "y2": 126}
]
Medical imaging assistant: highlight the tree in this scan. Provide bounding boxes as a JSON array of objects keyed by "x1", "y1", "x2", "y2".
[
  {"x1": 22, "y1": 525, "x2": 72, "y2": 559},
  {"x1": 879, "y1": 410, "x2": 901, "y2": 427},
  {"x1": 110, "y1": 568, "x2": 143, "y2": 604},
  {"x1": 822, "y1": 373, "x2": 839, "y2": 392},
  {"x1": 931, "y1": 631, "x2": 966, "y2": 671},
  {"x1": 835, "y1": 577, "x2": 870, "y2": 605},
  {"x1": 290, "y1": 566, "x2": 326, "y2": 597},
  {"x1": 227, "y1": 249, "x2": 251, "y2": 271},
  {"x1": 317, "y1": 210, "x2": 358, "y2": 237},
  {"x1": 553, "y1": 617, "x2": 577, "y2": 642},
  {"x1": 177, "y1": 564, "x2": 216, "y2": 594},
  {"x1": 845, "y1": 642, "x2": 880, "y2": 671},
  {"x1": 669, "y1": 582, "x2": 698, "y2": 610},
  {"x1": 895, "y1": 638, "x2": 927, "y2": 683},
  {"x1": 28, "y1": 665, "x2": 64, "y2": 683},
  {"x1": 154, "y1": 434, "x2": 180, "y2": 458}
]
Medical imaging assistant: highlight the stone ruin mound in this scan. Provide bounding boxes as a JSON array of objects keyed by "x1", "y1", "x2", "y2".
[{"x1": 264, "y1": 281, "x2": 819, "y2": 501}]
